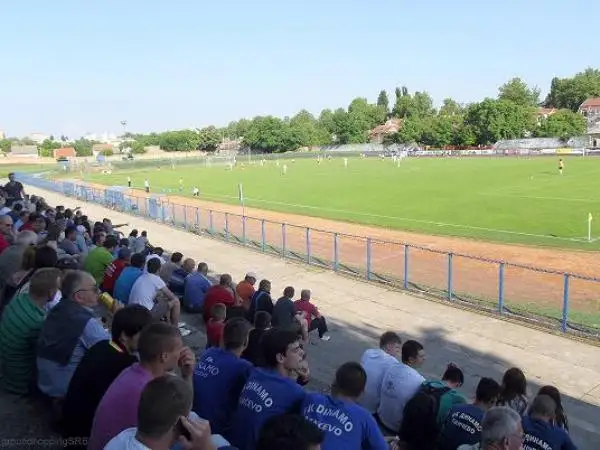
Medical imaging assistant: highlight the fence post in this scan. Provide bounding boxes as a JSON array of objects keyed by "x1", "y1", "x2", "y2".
[
  {"x1": 366, "y1": 238, "x2": 372, "y2": 280},
  {"x1": 261, "y1": 220, "x2": 266, "y2": 252},
  {"x1": 225, "y1": 213, "x2": 229, "y2": 241},
  {"x1": 561, "y1": 274, "x2": 570, "y2": 333},
  {"x1": 195, "y1": 207, "x2": 200, "y2": 230},
  {"x1": 209, "y1": 210, "x2": 214, "y2": 233},
  {"x1": 306, "y1": 228, "x2": 311, "y2": 264},
  {"x1": 136, "y1": 197, "x2": 140, "y2": 214},
  {"x1": 404, "y1": 245, "x2": 409, "y2": 290},
  {"x1": 498, "y1": 263, "x2": 505, "y2": 314},
  {"x1": 282, "y1": 224, "x2": 286, "y2": 257},
  {"x1": 242, "y1": 216, "x2": 247, "y2": 244},
  {"x1": 447, "y1": 253, "x2": 454, "y2": 300},
  {"x1": 183, "y1": 207, "x2": 187, "y2": 229},
  {"x1": 334, "y1": 233, "x2": 339, "y2": 272},
  {"x1": 171, "y1": 204, "x2": 175, "y2": 224}
]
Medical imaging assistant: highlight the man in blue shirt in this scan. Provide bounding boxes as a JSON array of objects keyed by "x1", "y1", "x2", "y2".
[
  {"x1": 522, "y1": 395, "x2": 577, "y2": 450},
  {"x1": 184, "y1": 262, "x2": 212, "y2": 313},
  {"x1": 302, "y1": 361, "x2": 389, "y2": 450},
  {"x1": 113, "y1": 253, "x2": 145, "y2": 305},
  {"x1": 439, "y1": 377, "x2": 501, "y2": 450},
  {"x1": 193, "y1": 317, "x2": 253, "y2": 435},
  {"x1": 168, "y1": 258, "x2": 195, "y2": 300},
  {"x1": 228, "y1": 328, "x2": 307, "y2": 450}
]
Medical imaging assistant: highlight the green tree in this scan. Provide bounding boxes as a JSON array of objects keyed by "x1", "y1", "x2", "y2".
[
  {"x1": 535, "y1": 109, "x2": 587, "y2": 140},
  {"x1": 545, "y1": 68, "x2": 600, "y2": 111},
  {"x1": 159, "y1": 130, "x2": 201, "y2": 152},
  {"x1": 465, "y1": 99, "x2": 535, "y2": 145},
  {"x1": 498, "y1": 77, "x2": 540, "y2": 107},
  {"x1": 73, "y1": 139, "x2": 94, "y2": 157},
  {"x1": 392, "y1": 88, "x2": 435, "y2": 119},
  {"x1": 377, "y1": 90, "x2": 390, "y2": 116},
  {"x1": 318, "y1": 109, "x2": 336, "y2": 136},
  {"x1": 197, "y1": 126, "x2": 221, "y2": 151},
  {"x1": 0, "y1": 139, "x2": 11, "y2": 153},
  {"x1": 288, "y1": 110, "x2": 331, "y2": 148},
  {"x1": 38, "y1": 139, "x2": 62, "y2": 157},
  {"x1": 439, "y1": 98, "x2": 463, "y2": 116},
  {"x1": 243, "y1": 116, "x2": 289, "y2": 152}
]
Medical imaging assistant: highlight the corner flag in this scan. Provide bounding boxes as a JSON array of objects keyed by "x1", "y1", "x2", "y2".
[
  {"x1": 589, "y1": 213, "x2": 593, "y2": 223},
  {"x1": 238, "y1": 183, "x2": 244, "y2": 203},
  {"x1": 589, "y1": 213, "x2": 593, "y2": 242}
]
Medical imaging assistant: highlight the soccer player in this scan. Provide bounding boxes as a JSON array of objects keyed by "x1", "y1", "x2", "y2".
[
  {"x1": 144, "y1": 179, "x2": 150, "y2": 194},
  {"x1": 178, "y1": 178, "x2": 183, "y2": 192},
  {"x1": 127, "y1": 176, "x2": 131, "y2": 188},
  {"x1": 559, "y1": 158, "x2": 564, "y2": 175},
  {"x1": 344, "y1": 157, "x2": 348, "y2": 168},
  {"x1": 192, "y1": 187, "x2": 199, "y2": 197},
  {"x1": 282, "y1": 164, "x2": 288, "y2": 175}
]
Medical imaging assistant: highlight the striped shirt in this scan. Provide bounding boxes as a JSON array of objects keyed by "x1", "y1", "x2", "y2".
[{"x1": 0, "y1": 293, "x2": 45, "y2": 394}]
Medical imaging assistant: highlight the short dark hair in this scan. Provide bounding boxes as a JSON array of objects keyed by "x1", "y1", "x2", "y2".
[
  {"x1": 171, "y1": 252, "x2": 183, "y2": 263},
  {"x1": 197, "y1": 262, "x2": 208, "y2": 273},
  {"x1": 379, "y1": 331, "x2": 401, "y2": 349},
  {"x1": 401, "y1": 340, "x2": 423, "y2": 363},
  {"x1": 223, "y1": 318, "x2": 252, "y2": 351},
  {"x1": 34, "y1": 246, "x2": 58, "y2": 269},
  {"x1": 119, "y1": 238, "x2": 129, "y2": 247},
  {"x1": 137, "y1": 323, "x2": 181, "y2": 363},
  {"x1": 137, "y1": 375, "x2": 192, "y2": 439},
  {"x1": 111, "y1": 305, "x2": 154, "y2": 342},
  {"x1": 147, "y1": 257, "x2": 162, "y2": 274},
  {"x1": 153, "y1": 247, "x2": 163, "y2": 256},
  {"x1": 283, "y1": 286, "x2": 295, "y2": 298},
  {"x1": 500, "y1": 367, "x2": 527, "y2": 399},
  {"x1": 257, "y1": 414, "x2": 324, "y2": 450},
  {"x1": 261, "y1": 329, "x2": 301, "y2": 368},
  {"x1": 65, "y1": 225, "x2": 77, "y2": 236},
  {"x1": 254, "y1": 311, "x2": 271, "y2": 329},
  {"x1": 104, "y1": 235, "x2": 118, "y2": 249},
  {"x1": 476, "y1": 377, "x2": 501, "y2": 404},
  {"x1": 130, "y1": 253, "x2": 145, "y2": 268},
  {"x1": 334, "y1": 362, "x2": 367, "y2": 398},
  {"x1": 442, "y1": 363, "x2": 464, "y2": 385},
  {"x1": 529, "y1": 394, "x2": 556, "y2": 417}
]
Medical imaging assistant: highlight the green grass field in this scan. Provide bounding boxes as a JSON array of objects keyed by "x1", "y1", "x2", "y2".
[{"x1": 80, "y1": 156, "x2": 600, "y2": 250}]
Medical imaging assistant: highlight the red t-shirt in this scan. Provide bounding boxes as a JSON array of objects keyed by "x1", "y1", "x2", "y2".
[
  {"x1": 203, "y1": 285, "x2": 235, "y2": 322},
  {"x1": 19, "y1": 222, "x2": 34, "y2": 232},
  {"x1": 294, "y1": 299, "x2": 319, "y2": 328},
  {"x1": 0, "y1": 234, "x2": 9, "y2": 255},
  {"x1": 102, "y1": 259, "x2": 128, "y2": 292},
  {"x1": 206, "y1": 319, "x2": 225, "y2": 347}
]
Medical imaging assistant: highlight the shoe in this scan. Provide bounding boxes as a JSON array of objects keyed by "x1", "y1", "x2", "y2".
[
  {"x1": 320, "y1": 335, "x2": 331, "y2": 341},
  {"x1": 178, "y1": 322, "x2": 187, "y2": 328},
  {"x1": 180, "y1": 328, "x2": 191, "y2": 337}
]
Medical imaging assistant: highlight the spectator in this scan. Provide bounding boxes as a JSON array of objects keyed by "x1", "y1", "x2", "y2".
[
  {"x1": 159, "y1": 251, "x2": 183, "y2": 283},
  {"x1": 102, "y1": 247, "x2": 131, "y2": 295},
  {"x1": 4, "y1": 172, "x2": 25, "y2": 206},
  {"x1": 84, "y1": 235, "x2": 118, "y2": 285},
  {"x1": 497, "y1": 367, "x2": 528, "y2": 416},
  {"x1": 60, "y1": 225, "x2": 81, "y2": 256},
  {"x1": 88, "y1": 323, "x2": 195, "y2": 450},
  {"x1": 37, "y1": 271, "x2": 110, "y2": 398},
  {"x1": 145, "y1": 246, "x2": 166, "y2": 270},
  {"x1": 14, "y1": 210, "x2": 29, "y2": 232},
  {"x1": 203, "y1": 273, "x2": 235, "y2": 322},
  {"x1": 88, "y1": 230, "x2": 107, "y2": 252},
  {"x1": 0, "y1": 230, "x2": 38, "y2": 299},
  {"x1": 193, "y1": 317, "x2": 253, "y2": 436},
  {"x1": 0, "y1": 214, "x2": 15, "y2": 253},
  {"x1": 439, "y1": 377, "x2": 501, "y2": 450},
  {"x1": 11, "y1": 245, "x2": 59, "y2": 300},
  {"x1": 247, "y1": 279, "x2": 274, "y2": 322},
  {"x1": 206, "y1": 303, "x2": 227, "y2": 348},
  {"x1": 241, "y1": 311, "x2": 272, "y2": 366},
  {"x1": 236, "y1": 272, "x2": 257, "y2": 310},
  {"x1": 132, "y1": 230, "x2": 149, "y2": 254},
  {"x1": 8, "y1": 202, "x2": 23, "y2": 223},
  {"x1": 127, "y1": 229, "x2": 139, "y2": 250},
  {"x1": 105, "y1": 375, "x2": 220, "y2": 450},
  {"x1": 457, "y1": 406, "x2": 524, "y2": 450},
  {"x1": 538, "y1": 385, "x2": 569, "y2": 431},
  {"x1": 75, "y1": 225, "x2": 89, "y2": 255},
  {"x1": 61, "y1": 305, "x2": 154, "y2": 446},
  {"x1": 294, "y1": 289, "x2": 330, "y2": 341},
  {"x1": 272, "y1": 286, "x2": 296, "y2": 329},
  {"x1": 302, "y1": 361, "x2": 389, "y2": 449},
  {"x1": 113, "y1": 253, "x2": 145, "y2": 305},
  {"x1": 229, "y1": 328, "x2": 307, "y2": 450},
  {"x1": 112, "y1": 238, "x2": 130, "y2": 260},
  {"x1": 168, "y1": 257, "x2": 195, "y2": 299},
  {"x1": 359, "y1": 331, "x2": 402, "y2": 413},
  {"x1": 522, "y1": 395, "x2": 577, "y2": 450},
  {"x1": 377, "y1": 339, "x2": 426, "y2": 433},
  {"x1": 256, "y1": 414, "x2": 324, "y2": 450},
  {"x1": 19, "y1": 211, "x2": 36, "y2": 231},
  {"x1": 129, "y1": 257, "x2": 184, "y2": 330},
  {"x1": 0, "y1": 268, "x2": 61, "y2": 395},
  {"x1": 184, "y1": 261, "x2": 212, "y2": 313}
]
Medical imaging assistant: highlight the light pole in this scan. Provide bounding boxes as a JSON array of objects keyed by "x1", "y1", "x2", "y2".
[{"x1": 120, "y1": 120, "x2": 128, "y2": 137}]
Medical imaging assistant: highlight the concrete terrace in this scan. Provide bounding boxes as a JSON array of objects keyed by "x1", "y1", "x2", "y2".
[{"x1": 10, "y1": 185, "x2": 600, "y2": 448}]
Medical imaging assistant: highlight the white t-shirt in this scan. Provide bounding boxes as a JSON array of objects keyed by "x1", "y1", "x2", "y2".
[
  {"x1": 128, "y1": 273, "x2": 166, "y2": 310},
  {"x1": 377, "y1": 362, "x2": 425, "y2": 432},
  {"x1": 359, "y1": 348, "x2": 399, "y2": 413},
  {"x1": 0, "y1": 206, "x2": 11, "y2": 215},
  {"x1": 144, "y1": 254, "x2": 166, "y2": 272}
]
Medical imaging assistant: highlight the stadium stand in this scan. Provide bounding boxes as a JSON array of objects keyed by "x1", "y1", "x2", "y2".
[{"x1": 0, "y1": 175, "x2": 583, "y2": 450}]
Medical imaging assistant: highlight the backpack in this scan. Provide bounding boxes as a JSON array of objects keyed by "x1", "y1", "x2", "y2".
[{"x1": 400, "y1": 383, "x2": 451, "y2": 450}]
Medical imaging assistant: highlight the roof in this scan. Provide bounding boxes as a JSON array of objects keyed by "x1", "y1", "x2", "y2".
[
  {"x1": 536, "y1": 107, "x2": 557, "y2": 116},
  {"x1": 580, "y1": 98, "x2": 600, "y2": 109},
  {"x1": 91, "y1": 143, "x2": 114, "y2": 150},
  {"x1": 54, "y1": 147, "x2": 76, "y2": 157},
  {"x1": 369, "y1": 118, "x2": 402, "y2": 138}
]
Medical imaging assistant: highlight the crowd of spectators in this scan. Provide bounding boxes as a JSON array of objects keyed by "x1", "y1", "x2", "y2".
[{"x1": 0, "y1": 174, "x2": 579, "y2": 450}]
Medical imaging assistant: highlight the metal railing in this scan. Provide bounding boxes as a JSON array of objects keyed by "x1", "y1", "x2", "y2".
[{"x1": 19, "y1": 173, "x2": 600, "y2": 339}]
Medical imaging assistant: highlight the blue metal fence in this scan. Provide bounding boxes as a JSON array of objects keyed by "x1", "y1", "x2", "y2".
[{"x1": 19, "y1": 173, "x2": 600, "y2": 339}]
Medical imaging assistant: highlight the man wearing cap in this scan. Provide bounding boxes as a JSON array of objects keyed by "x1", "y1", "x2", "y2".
[
  {"x1": 236, "y1": 272, "x2": 257, "y2": 310},
  {"x1": 102, "y1": 248, "x2": 131, "y2": 296}
]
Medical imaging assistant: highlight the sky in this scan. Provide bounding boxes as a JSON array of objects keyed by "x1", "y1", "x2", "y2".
[{"x1": 1, "y1": 0, "x2": 599, "y2": 138}]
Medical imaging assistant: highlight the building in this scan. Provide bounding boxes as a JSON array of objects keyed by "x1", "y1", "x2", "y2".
[
  {"x1": 28, "y1": 132, "x2": 50, "y2": 144},
  {"x1": 10, "y1": 145, "x2": 39, "y2": 158},
  {"x1": 368, "y1": 118, "x2": 403, "y2": 144},
  {"x1": 91, "y1": 143, "x2": 115, "y2": 155},
  {"x1": 578, "y1": 98, "x2": 600, "y2": 148},
  {"x1": 54, "y1": 147, "x2": 76, "y2": 158}
]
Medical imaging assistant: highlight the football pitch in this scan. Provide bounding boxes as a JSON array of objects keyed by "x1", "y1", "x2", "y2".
[{"x1": 81, "y1": 156, "x2": 600, "y2": 250}]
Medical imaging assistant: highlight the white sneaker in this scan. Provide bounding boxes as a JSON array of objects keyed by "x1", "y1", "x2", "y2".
[
  {"x1": 178, "y1": 322, "x2": 187, "y2": 328},
  {"x1": 320, "y1": 335, "x2": 331, "y2": 342},
  {"x1": 180, "y1": 328, "x2": 191, "y2": 337}
]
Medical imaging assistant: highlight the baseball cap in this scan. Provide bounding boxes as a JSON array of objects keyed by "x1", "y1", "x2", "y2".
[
  {"x1": 246, "y1": 272, "x2": 257, "y2": 279},
  {"x1": 118, "y1": 247, "x2": 132, "y2": 259}
]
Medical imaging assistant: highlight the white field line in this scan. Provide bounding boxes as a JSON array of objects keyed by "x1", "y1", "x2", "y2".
[{"x1": 480, "y1": 192, "x2": 600, "y2": 204}]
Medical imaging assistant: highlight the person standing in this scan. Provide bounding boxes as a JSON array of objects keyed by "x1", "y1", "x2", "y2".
[
  {"x1": 144, "y1": 179, "x2": 150, "y2": 194},
  {"x1": 127, "y1": 176, "x2": 131, "y2": 188},
  {"x1": 4, "y1": 172, "x2": 25, "y2": 207}
]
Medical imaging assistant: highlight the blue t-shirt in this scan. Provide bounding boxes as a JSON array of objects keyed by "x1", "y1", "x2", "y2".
[
  {"x1": 228, "y1": 367, "x2": 306, "y2": 450},
  {"x1": 302, "y1": 393, "x2": 388, "y2": 450},
  {"x1": 522, "y1": 416, "x2": 577, "y2": 450},
  {"x1": 192, "y1": 347, "x2": 252, "y2": 435},
  {"x1": 439, "y1": 404, "x2": 484, "y2": 450},
  {"x1": 184, "y1": 272, "x2": 212, "y2": 309},
  {"x1": 113, "y1": 267, "x2": 143, "y2": 304}
]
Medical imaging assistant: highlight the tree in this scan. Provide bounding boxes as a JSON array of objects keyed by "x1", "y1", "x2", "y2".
[
  {"x1": 38, "y1": 139, "x2": 62, "y2": 157},
  {"x1": 439, "y1": 98, "x2": 463, "y2": 116},
  {"x1": 197, "y1": 126, "x2": 221, "y2": 151},
  {"x1": 498, "y1": 77, "x2": 540, "y2": 107},
  {"x1": 377, "y1": 90, "x2": 390, "y2": 116},
  {"x1": 465, "y1": 99, "x2": 535, "y2": 145},
  {"x1": 159, "y1": 130, "x2": 201, "y2": 152},
  {"x1": 392, "y1": 88, "x2": 435, "y2": 119},
  {"x1": 535, "y1": 109, "x2": 587, "y2": 140},
  {"x1": 73, "y1": 139, "x2": 94, "y2": 157},
  {"x1": 288, "y1": 110, "x2": 331, "y2": 148},
  {"x1": 0, "y1": 139, "x2": 11, "y2": 154},
  {"x1": 243, "y1": 116, "x2": 289, "y2": 152},
  {"x1": 545, "y1": 68, "x2": 600, "y2": 111}
]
